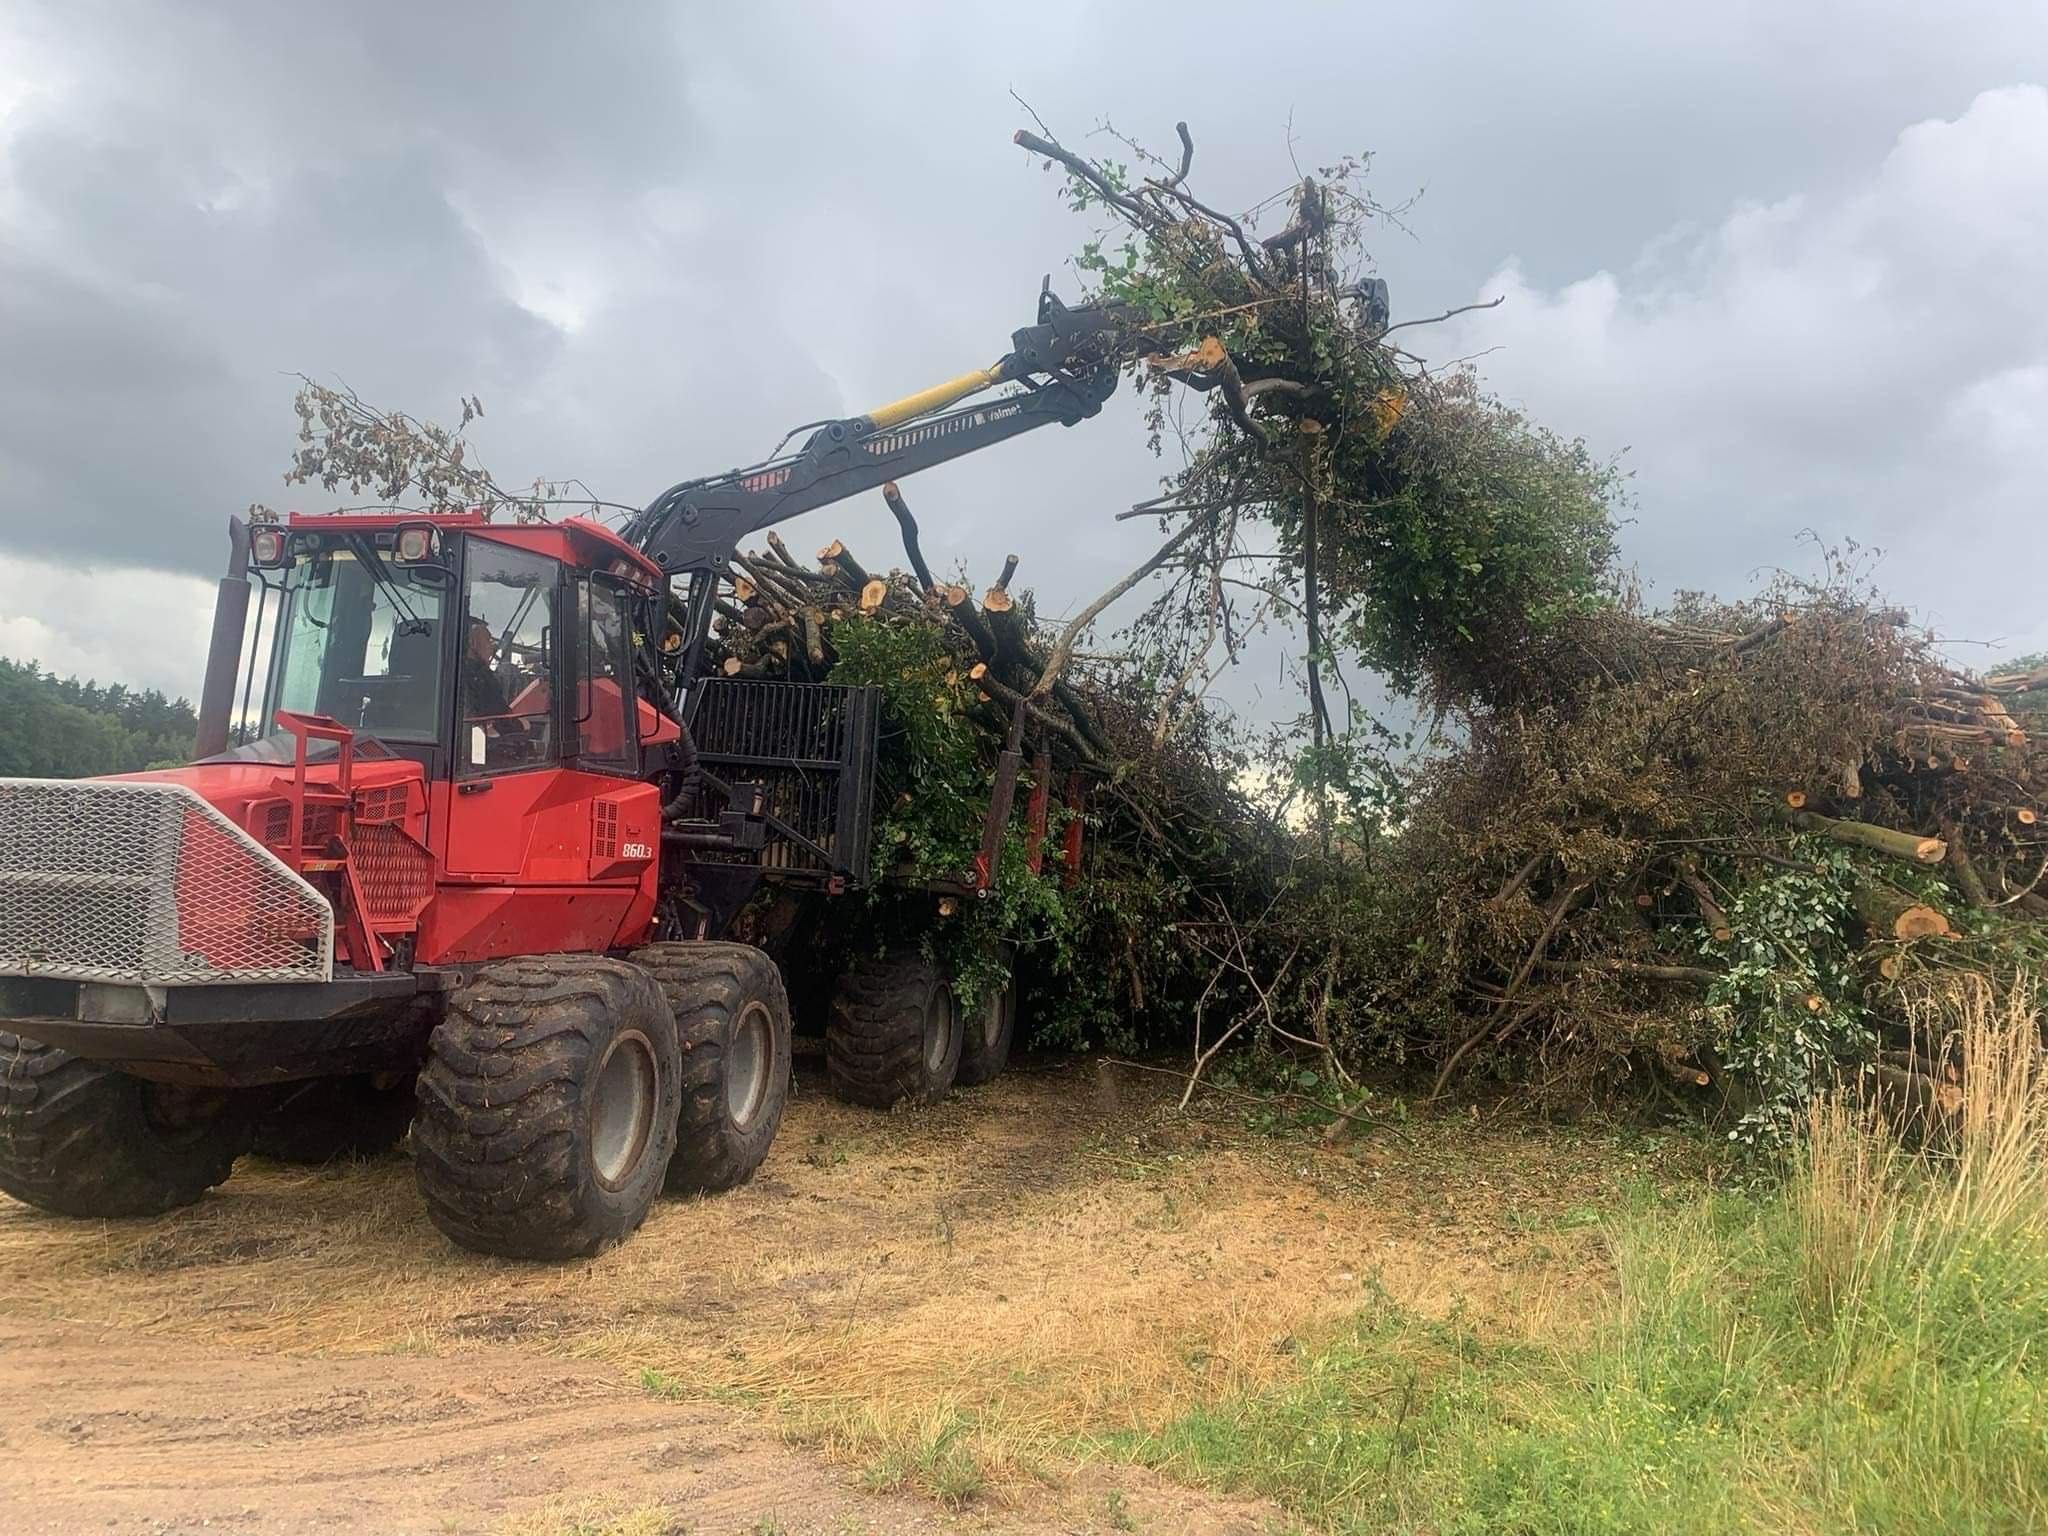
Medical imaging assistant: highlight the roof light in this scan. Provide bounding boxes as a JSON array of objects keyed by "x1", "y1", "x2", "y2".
[
  {"x1": 395, "y1": 526, "x2": 435, "y2": 563},
  {"x1": 249, "y1": 527, "x2": 288, "y2": 567}
]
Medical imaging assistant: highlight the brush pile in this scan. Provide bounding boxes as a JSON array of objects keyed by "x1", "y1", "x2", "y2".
[
  {"x1": 1013, "y1": 117, "x2": 2047, "y2": 1132},
  {"x1": 1340, "y1": 577, "x2": 2048, "y2": 1137}
]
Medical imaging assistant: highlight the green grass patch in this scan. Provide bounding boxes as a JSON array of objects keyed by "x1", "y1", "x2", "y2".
[{"x1": 1114, "y1": 984, "x2": 2048, "y2": 1533}]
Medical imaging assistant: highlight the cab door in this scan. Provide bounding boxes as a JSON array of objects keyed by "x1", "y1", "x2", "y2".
[{"x1": 440, "y1": 539, "x2": 565, "y2": 877}]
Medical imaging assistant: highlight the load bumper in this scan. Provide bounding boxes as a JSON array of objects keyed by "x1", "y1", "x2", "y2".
[{"x1": 0, "y1": 971, "x2": 432, "y2": 1087}]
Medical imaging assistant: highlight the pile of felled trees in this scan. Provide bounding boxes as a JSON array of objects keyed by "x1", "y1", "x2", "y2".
[
  {"x1": 1351, "y1": 582, "x2": 2048, "y2": 1134},
  {"x1": 704, "y1": 484, "x2": 1112, "y2": 765}
]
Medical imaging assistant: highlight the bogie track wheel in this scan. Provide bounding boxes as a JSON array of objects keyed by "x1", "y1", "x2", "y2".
[
  {"x1": 629, "y1": 942, "x2": 792, "y2": 1193},
  {"x1": 826, "y1": 948, "x2": 962, "y2": 1108},
  {"x1": 413, "y1": 955, "x2": 680, "y2": 1260},
  {"x1": 0, "y1": 1033, "x2": 246, "y2": 1217}
]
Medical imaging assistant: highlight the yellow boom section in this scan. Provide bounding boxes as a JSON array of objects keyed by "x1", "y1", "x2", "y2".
[{"x1": 860, "y1": 361, "x2": 1014, "y2": 431}]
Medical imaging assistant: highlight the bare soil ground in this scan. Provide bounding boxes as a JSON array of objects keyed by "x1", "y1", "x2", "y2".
[{"x1": 0, "y1": 1058, "x2": 1701, "y2": 1534}]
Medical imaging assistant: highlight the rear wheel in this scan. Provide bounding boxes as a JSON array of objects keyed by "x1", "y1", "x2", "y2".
[
  {"x1": 412, "y1": 956, "x2": 680, "y2": 1260},
  {"x1": 249, "y1": 1073, "x2": 416, "y2": 1164},
  {"x1": 955, "y1": 962, "x2": 1017, "y2": 1088},
  {"x1": 0, "y1": 1033, "x2": 245, "y2": 1217},
  {"x1": 826, "y1": 948, "x2": 962, "y2": 1108},
  {"x1": 629, "y1": 942, "x2": 792, "y2": 1193}
]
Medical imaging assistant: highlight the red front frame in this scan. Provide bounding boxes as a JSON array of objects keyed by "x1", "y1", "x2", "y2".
[{"x1": 123, "y1": 509, "x2": 673, "y2": 973}]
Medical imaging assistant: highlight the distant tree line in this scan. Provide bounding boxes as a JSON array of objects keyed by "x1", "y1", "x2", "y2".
[{"x1": 0, "y1": 658, "x2": 198, "y2": 778}]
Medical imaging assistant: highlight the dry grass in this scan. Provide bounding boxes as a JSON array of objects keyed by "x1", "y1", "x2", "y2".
[
  {"x1": 497, "y1": 1494, "x2": 685, "y2": 1536},
  {"x1": 0, "y1": 1060, "x2": 1701, "y2": 1493}
]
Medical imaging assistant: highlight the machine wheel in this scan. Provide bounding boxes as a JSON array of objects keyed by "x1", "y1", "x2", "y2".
[
  {"x1": 413, "y1": 956, "x2": 681, "y2": 1260},
  {"x1": 955, "y1": 962, "x2": 1017, "y2": 1088},
  {"x1": 249, "y1": 1073, "x2": 416, "y2": 1164},
  {"x1": 0, "y1": 1033, "x2": 246, "y2": 1217},
  {"x1": 629, "y1": 942, "x2": 792, "y2": 1194},
  {"x1": 826, "y1": 948, "x2": 962, "y2": 1108}
]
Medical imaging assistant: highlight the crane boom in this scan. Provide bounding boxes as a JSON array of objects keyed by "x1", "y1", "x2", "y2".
[{"x1": 625, "y1": 286, "x2": 1148, "y2": 575}]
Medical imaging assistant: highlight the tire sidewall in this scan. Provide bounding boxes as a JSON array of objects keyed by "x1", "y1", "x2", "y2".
[
  {"x1": 956, "y1": 970, "x2": 1016, "y2": 1088},
  {"x1": 702, "y1": 985, "x2": 789, "y2": 1174},
  {"x1": 570, "y1": 997, "x2": 679, "y2": 1237},
  {"x1": 918, "y1": 970, "x2": 965, "y2": 1098}
]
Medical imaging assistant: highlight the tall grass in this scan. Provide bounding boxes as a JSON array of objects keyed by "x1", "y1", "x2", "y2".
[{"x1": 1118, "y1": 976, "x2": 2048, "y2": 1534}]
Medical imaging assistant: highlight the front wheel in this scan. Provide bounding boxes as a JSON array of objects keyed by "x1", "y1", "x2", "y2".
[
  {"x1": 826, "y1": 948, "x2": 962, "y2": 1108},
  {"x1": 630, "y1": 942, "x2": 792, "y2": 1194},
  {"x1": 0, "y1": 1033, "x2": 246, "y2": 1217},
  {"x1": 412, "y1": 956, "x2": 681, "y2": 1260}
]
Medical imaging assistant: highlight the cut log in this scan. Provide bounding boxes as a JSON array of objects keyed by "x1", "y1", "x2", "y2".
[
  {"x1": 764, "y1": 530, "x2": 805, "y2": 574},
  {"x1": 732, "y1": 576, "x2": 757, "y2": 604},
  {"x1": 944, "y1": 585, "x2": 1000, "y2": 662},
  {"x1": 993, "y1": 554, "x2": 1020, "y2": 594},
  {"x1": 1853, "y1": 882, "x2": 1951, "y2": 941},
  {"x1": 1868, "y1": 1062, "x2": 1964, "y2": 1122},
  {"x1": 2018, "y1": 808, "x2": 2040, "y2": 827},
  {"x1": 1654, "y1": 1040, "x2": 1712, "y2": 1088},
  {"x1": 1792, "y1": 810, "x2": 1946, "y2": 865},
  {"x1": 1537, "y1": 958, "x2": 1721, "y2": 985},
  {"x1": 983, "y1": 592, "x2": 1032, "y2": 665},
  {"x1": 816, "y1": 539, "x2": 871, "y2": 591},
  {"x1": 1986, "y1": 663, "x2": 2048, "y2": 694},
  {"x1": 1947, "y1": 835, "x2": 1992, "y2": 910},
  {"x1": 1784, "y1": 790, "x2": 1808, "y2": 810},
  {"x1": 859, "y1": 578, "x2": 889, "y2": 614},
  {"x1": 800, "y1": 609, "x2": 826, "y2": 669},
  {"x1": 880, "y1": 482, "x2": 937, "y2": 594},
  {"x1": 1839, "y1": 759, "x2": 1864, "y2": 800},
  {"x1": 1679, "y1": 870, "x2": 1732, "y2": 942}
]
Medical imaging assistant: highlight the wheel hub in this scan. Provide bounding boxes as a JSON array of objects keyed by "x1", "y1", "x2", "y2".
[
  {"x1": 725, "y1": 1000, "x2": 775, "y2": 1128},
  {"x1": 924, "y1": 986, "x2": 959, "y2": 1076},
  {"x1": 590, "y1": 1030, "x2": 658, "y2": 1189}
]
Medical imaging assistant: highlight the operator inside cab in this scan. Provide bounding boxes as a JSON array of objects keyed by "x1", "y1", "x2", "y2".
[{"x1": 462, "y1": 617, "x2": 510, "y2": 720}]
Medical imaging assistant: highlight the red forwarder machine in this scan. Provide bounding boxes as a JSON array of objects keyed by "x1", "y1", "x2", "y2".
[{"x1": 0, "y1": 289, "x2": 1152, "y2": 1258}]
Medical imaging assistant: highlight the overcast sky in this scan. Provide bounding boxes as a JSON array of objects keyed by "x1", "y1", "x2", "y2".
[{"x1": 1, "y1": 0, "x2": 2043, "y2": 715}]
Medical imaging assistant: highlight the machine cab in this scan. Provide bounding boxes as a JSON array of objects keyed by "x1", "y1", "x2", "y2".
[{"x1": 213, "y1": 511, "x2": 673, "y2": 965}]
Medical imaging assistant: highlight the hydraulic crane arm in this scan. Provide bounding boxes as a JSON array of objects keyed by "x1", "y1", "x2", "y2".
[{"x1": 625, "y1": 285, "x2": 1151, "y2": 575}]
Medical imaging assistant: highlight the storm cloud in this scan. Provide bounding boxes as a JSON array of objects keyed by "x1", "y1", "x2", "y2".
[{"x1": 1, "y1": 0, "x2": 2043, "y2": 703}]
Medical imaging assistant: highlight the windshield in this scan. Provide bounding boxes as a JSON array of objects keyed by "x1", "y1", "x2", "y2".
[{"x1": 263, "y1": 545, "x2": 450, "y2": 743}]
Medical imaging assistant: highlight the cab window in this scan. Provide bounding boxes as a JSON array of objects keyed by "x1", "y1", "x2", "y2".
[
  {"x1": 576, "y1": 575, "x2": 638, "y2": 771},
  {"x1": 461, "y1": 542, "x2": 559, "y2": 773},
  {"x1": 267, "y1": 546, "x2": 447, "y2": 742}
]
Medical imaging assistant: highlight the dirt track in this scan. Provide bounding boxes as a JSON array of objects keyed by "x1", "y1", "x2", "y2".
[
  {"x1": 0, "y1": 1317, "x2": 1282, "y2": 1535},
  {"x1": 0, "y1": 1059, "x2": 1692, "y2": 1533}
]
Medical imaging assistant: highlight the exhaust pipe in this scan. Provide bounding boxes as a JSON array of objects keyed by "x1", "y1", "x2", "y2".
[{"x1": 193, "y1": 514, "x2": 251, "y2": 759}]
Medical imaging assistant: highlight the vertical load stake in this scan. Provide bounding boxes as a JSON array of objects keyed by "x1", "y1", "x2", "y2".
[
  {"x1": 1023, "y1": 747, "x2": 1052, "y2": 875},
  {"x1": 972, "y1": 699, "x2": 1029, "y2": 893}
]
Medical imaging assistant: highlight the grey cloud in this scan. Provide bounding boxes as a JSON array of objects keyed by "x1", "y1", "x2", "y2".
[{"x1": 3, "y1": 0, "x2": 2046, "y2": 708}]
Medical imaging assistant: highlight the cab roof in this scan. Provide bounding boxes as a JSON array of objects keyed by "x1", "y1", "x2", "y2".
[{"x1": 280, "y1": 508, "x2": 663, "y2": 590}]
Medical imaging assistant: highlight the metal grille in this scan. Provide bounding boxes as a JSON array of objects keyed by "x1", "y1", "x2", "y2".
[
  {"x1": 351, "y1": 822, "x2": 435, "y2": 922},
  {"x1": 593, "y1": 800, "x2": 620, "y2": 859},
  {"x1": 688, "y1": 680, "x2": 879, "y2": 883},
  {"x1": 0, "y1": 779, "x2": 333, "y2": 985}
]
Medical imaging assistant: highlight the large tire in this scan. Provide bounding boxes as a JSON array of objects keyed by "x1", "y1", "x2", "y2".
[
  {"x1": 955, "y1": 964, "x2": 1017, "y2": 1088},
  {"x1": 0, "y1": 1033, "x2": 245, "y2": 1217},
  {"x1": 249, "y1": 1073, "x2": 416, "y2": 1164},
  {"x1": 413, "y1": 956, "x2": 681, "y2": 1260},
  {"x1": 629, "y1": 942, "x2": 791, "y2": 1194},
  {"x1": 826, "y1": 948, "x2": 962, "y2": 1108}
]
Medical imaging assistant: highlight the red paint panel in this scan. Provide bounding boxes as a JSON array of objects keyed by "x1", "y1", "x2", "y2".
[{"x1": 415, "y1": 885, "x2": 638, "y2": 964}]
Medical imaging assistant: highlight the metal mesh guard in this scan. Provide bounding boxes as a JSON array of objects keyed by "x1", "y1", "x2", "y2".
[{"x1": 0, "y1": 778, "x2": 334, "y2": 986}]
